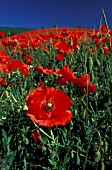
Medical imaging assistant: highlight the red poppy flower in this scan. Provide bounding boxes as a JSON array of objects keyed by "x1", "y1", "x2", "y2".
[
  {"x1": 80, "y1": 84, "x2": 97, "y2": 94},
  {"x1": 54, "y1": 41, "x2": 72, "y2": 53},
  {"x1": 1, "y1": 38, "x2": 10, "y2": 46},
  {"x1": 103, "y1": 47, "x2": 110, "y2": 54},
  {"x1": 38, "y1": 81, "x2": 45, "y2": 87},
  {"x1": 4, "y1": 59, "x2": 30, "y2": 75},
  {"x1": 42, "y1": 46, "x2": 48, "y2": 52},
  {"x1": 100, "y1": 24, "x2": 107, "y2": 33},
  {"x1": 34, "y1": 65, "x2": 55, "y2": 75},
  {"x1": 0, "y1": 63, "x2": 5, "y2": 72},
  {"x1": 54, "y1": 77, "x2": 68, "y2": 86},
  {"x1": 19, "y1": 40, "x2": 28, "y2": 48},
  {"x1": 0, "y1": 77, "x2": 6, "y2": 87},
  {"x1": 90, "y1": 48, "x2": 96, "y2": 53},
  {"x1": 33, "y1": 65, "x2": 43, "y2": 74},
  {"x1": 31, "y1": 40, "x2": 40, "y2": 49},
  {"x1": 19, "y1": 63, "x2": 30, "y2": 75},
  {"x1": 26, "y1": 87, "x2": 72, "y2": 127},
  {"x1": 32, "y1": 130, "x2": 42, "y2": 148},
  {"x1": 56, "y1": 53, "x2": 65, "y2": 60},
  {"x1": 73, "y1": 74, "x2": 97, "y2": 94},
  {"x1": 0, "y1": 50, "x2": 10, "y2": 64},
  {"x1": 24, "y1": 56, "x2": 33, "y2": 63},
  {"x1": 55, "y1": 65, "x2": 77, "y2": 85},
  {"x1": 73, "y1": 74, "x2": 90, "y2": 88},
  {"x1": 0, "y1": 32, "x2": 5, "y2": 38},
  {"x1": 101, "y1": 37, "x2": 108, "y2": 44}
]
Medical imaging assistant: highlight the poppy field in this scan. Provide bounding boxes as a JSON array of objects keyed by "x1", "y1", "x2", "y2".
[{"x1": 0, "y1": 25, "x2": 112, "y2": 169}]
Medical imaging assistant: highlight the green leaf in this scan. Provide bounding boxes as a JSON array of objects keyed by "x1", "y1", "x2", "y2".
[
  {"x1": 95, "y1": 151, "x2": 101, "y2": 162},
  {"x1": 2, "y1": 129, "x2": 7, "y2": 146},
  {"x1": 77, "y1": 156, "x2": 80, "y2": 165},
  {"x1": 2, "y1": 129, "x2": 7, "y2": 140},
  {"x1": 101, "y1": 161, "x2": 105, "y2": 170},
  {"x1": 7, "y1": 135, "x2": 12, "y2": 144},
  {"x1": 105, "y1": 141, "x2": 108, "y2": 152},
  {"x1": 8, "y1": 150, "x2": 17, "y2": 169},
  {"x1": 48, "y1": 159, "x2": 57, "y2": 167}
]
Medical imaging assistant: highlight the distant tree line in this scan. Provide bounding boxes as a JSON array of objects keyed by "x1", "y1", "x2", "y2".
[
  {"x1": 0, "y1": 25, "x2": 83, "y2": 37},
  {"x1": 0, "y1": 27, "x2": 35, "y2": 36}
]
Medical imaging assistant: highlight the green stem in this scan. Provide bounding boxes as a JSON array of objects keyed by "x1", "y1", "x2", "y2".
[
  {"x1": 39, "y1": 128, "x2": 55, "y2": 141},
  {"x1": 83, "y1": 132, "x2": 93, "y2": 170},
  {"x1": 34, "y1": 123, "x2": 55, "y2": 142},
  {"x1": 85, "y1": 68, "x2": 89, "y2": 125},
  {"x1": 0, "y1": 88, "x2": 6, "y2": 102},
  {"x1": 0, "y1": 83, "x2": 11, "y2": 102},
  {"x1": 102, "y1": 8, "x2": 109, "y2": 30}
]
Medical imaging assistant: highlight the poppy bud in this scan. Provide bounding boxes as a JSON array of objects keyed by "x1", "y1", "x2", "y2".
[{"x1": 32, "y1": 130, "x2": 43, "y2": 148}]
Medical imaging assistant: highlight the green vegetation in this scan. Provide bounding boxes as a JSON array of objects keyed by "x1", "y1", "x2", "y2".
[{"x1": 0, "y1": 26, "x2": 36, "y2": 36}]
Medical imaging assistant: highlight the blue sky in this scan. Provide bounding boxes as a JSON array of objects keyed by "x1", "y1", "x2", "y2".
[{"x1": 0, "y1": 0, "x2": 112, "y2": 29}]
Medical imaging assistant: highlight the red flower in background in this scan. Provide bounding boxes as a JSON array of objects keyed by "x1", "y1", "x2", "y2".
[
  {"x1": 26, "y1": 87, "x2": 72, "y2": 127},
  {"x1": 38, "y1": 81, "x2": 45, "y2": 88},
  {"x1": 55, "y1": 77, "x2": 68, "y2": 86},
  {"x1": 90, "y1": 48, "x2": 96, "y2": 53},
  {"x1": 0, "y1": 50, "x2": 10, "y2": 64},
  {"x1": 73, "y1": 74, "x2": 90, "y2": 87},
  {"x1": 34, "y1": 65, "x2": 56, "y2": 75},
  {"x1": 80, "y1": 84, "x2": 97, "y2": 94},
  {"x1": 103, "y1": 47, "x2": 110, "y2": 54},
  {"x1": 19, "y1": 63, "x2": 30, "y2": 75},
  {"x1": 32, "y1": 130, "x2": 42, "y2": 148},
  {"x1": 54, "y1": 40, "x2": 72, "y2": 53},
  {"x1": 0, "y1": 32, "x2": 5, "y2": 38},
  {"x1": 73, "y1": 74, "x2": 97, "y2": 94},
  {"x1": 4, "y1": 59, "x2": 30, "y2": 75},
  {"x1": 56, "y1": 53, "x2": 65, "y2": 60},
  {"x1": 0, "y1": 77, "x2": 6, "y2": 87},
  {"x1": 55, "y1": 65, "x2": 76, "y2": 85},
  {"x1": 100, "y1": 24, "x2": 107, "y2": 34},
  {"x1": 24, "y1": 56, "x2": 33, "y2": 63},
  {"x1": 42, "y1": 46, "x2": 48, "y2": 52},
  {"x1": 0, "y1": 63, "x2": 5, "y2": 72}
]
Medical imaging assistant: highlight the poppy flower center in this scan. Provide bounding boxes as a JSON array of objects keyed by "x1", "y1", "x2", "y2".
[{"x1": 42, "y1": 101, "x2": 55, "y2": 112}]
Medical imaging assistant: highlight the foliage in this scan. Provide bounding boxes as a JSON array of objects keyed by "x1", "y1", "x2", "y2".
[{"x1": 0, "y1": 27, "x2": 35, "y2": 36}]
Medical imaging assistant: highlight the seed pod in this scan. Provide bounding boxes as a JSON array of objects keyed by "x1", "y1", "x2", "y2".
[
  {"x1": 89, "y1": 57, "x2": 93, "y2": 72},
  {"x1": 95, "y1": 151, "x2": 101, "y2": 162}
]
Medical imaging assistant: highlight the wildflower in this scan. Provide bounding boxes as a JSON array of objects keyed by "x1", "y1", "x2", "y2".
[
  {"x1": 80, "y1": 84, "x2": 97, "y2": 94},
  {"x1": 24, "y1": 56, "x2": 33, "y2": 64},
  {"x1": 37, "y1": 81, "x2": 44, "y2": 88},
  {"x1": 26, "y1": 87, "x2": 72, "y2": 127},
  {"x1": 19, "y1": 63, "x2": 30, "y2": 75},
  {"x1": 42, "y1": 46, "x2": 48, "y2": 52},
  {"x1": 0, "y1": 50, "x2": 10, "y2": 64},
  {"x1": 73, "y1": 74, "x2": 97, "y2": 94},
  {"x1": 32, "y1": 130, "x2": 42, "y2": 148},
  {"x1": 73, "y1": 74, "x2": 90, "y2": 87},
  {"x1": 55, "y1": 65, "x2": 76, "y2": 85},
  {"x1": 34, "y1": 65, "x2": 55, "y2": 75},
  {"x1": 54, "y1": 40, "x2": 72, "y2": 53},
  {"x1": 4, "y1": 59, "x2": 30, "y2": 75},
  {"x1": 103, "y1": 47, "x2": 110, "y2": 54},
  {"x1": 0, "y1": 32, "x2": 5, "y2": 38},
  {"x1": 100, "y1": 24, "x2": 107, "y2": 34},
  {"x1": 90, "y1": 48, "x2": 96, "y2": 53},
  {"x1": 56, "y1": 53, "x2": 65, "y2": 60},
  {"x1": 0, "y1": 77, "x2": 6, "y2": 87}
]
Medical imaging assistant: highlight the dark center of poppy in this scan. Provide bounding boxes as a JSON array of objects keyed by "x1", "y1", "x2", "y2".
[{"x1": 42, "y1": 101, "x2": 55, "y2": 112}]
